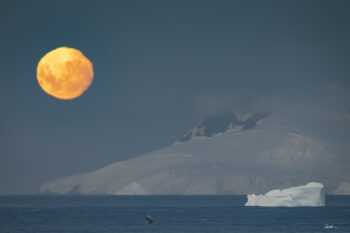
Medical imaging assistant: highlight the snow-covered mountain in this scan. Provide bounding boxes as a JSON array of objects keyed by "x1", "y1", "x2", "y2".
[{"x1": 40, "y1": 110, "x2": 350, "y2": 195}]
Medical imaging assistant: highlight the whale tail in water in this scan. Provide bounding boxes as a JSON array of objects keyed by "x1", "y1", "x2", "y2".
[{"x1": 145, "y1": 215, "x2": 155, "y2": 224}]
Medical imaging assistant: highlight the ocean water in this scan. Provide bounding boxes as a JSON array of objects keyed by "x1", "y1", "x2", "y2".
[{"x1": 0, "y1": 195, "x2": 349, "y2": 233}]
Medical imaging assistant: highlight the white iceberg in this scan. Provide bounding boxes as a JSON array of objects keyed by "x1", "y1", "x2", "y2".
[{"x1": 245, "y1": 182, "x2": 325, "y2": 207}]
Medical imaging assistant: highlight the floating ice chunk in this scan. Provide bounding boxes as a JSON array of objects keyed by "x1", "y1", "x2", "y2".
[
  {"x1": 245, "y1": 182, "x2": 325, "y2": 207},
  {"x1": 324, "y1": 224, "x2": 338, "y2": 229}
]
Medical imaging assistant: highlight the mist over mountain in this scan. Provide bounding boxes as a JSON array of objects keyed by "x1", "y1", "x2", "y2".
[{"x1": 41, "y1": 107, "x2": 350, "y2": 195}]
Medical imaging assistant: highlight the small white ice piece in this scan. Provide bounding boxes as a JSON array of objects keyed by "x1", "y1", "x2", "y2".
[{"x1": 324, "y1": 224, "x2": 337, "y2": 229}]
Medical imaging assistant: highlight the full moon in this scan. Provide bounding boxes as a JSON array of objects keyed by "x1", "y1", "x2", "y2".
[{"x1": 36, "y1": 47, "x2": 94, "y2": 100}]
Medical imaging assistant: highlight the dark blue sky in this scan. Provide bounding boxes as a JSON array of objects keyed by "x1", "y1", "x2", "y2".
[{"x1": 1, "y1": 0, "x2": 349, "y2": 194}]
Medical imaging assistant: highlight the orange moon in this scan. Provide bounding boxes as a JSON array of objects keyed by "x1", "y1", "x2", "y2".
[{"x1": 36, "y1": 47, "x2": 94, "y2": 100}]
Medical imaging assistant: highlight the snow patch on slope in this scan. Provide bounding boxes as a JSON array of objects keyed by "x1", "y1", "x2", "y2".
[
  {"x1": 334, "y1": 182, "x2": 350, "y2": 194},
  {"x1": 115, "y1": 182, "x2": 149, "y2": 195}
]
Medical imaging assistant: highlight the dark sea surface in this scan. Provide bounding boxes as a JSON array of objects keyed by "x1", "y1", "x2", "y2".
[{"x1": 0, "y1": 195, "x2": 349, "y2": 233}]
